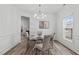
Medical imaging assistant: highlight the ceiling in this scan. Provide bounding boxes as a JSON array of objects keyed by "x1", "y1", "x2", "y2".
[{"x1": 14, "y1": 4, "x2": 64, "y2": 14}]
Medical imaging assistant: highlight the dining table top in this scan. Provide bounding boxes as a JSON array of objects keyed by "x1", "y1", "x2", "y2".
[{"x1": 30, "y1": 35, "x2": 44, "y2": 40}]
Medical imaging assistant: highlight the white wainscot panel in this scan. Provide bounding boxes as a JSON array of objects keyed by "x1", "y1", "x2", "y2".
[
  {"x1": 0, "y1": 32, "x2": 20, "y2": 54},
  {"x1": 73, "y1": 35, "x2": 79, "y2": 50}
]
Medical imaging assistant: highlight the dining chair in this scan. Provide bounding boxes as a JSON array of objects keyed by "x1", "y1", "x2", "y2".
[
  {"x1": 33, "y1": 35, "x2": 52, "y2": 55},
  {"x1": 50, "y1": 33, "x2": 56, "y2": 47}
]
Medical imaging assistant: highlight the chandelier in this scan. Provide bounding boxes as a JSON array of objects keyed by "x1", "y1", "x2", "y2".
[{"x1": 34, "y1": 4, "x2": 47, "y2": 19}]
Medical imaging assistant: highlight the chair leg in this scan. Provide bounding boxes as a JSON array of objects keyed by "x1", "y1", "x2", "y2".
[
  {"x1": 48, "y1": 49, "x2": 50, "y2": 55},
  {"x1": 35, "y1": 48, "x2": 37, "y2": 55}
]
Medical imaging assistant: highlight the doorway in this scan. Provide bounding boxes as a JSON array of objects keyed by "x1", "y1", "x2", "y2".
[{"x1": 21, "y1": 16, "x2": 30, "y2": 39}]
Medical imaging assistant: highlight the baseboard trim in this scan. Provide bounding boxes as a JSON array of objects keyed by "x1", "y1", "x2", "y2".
[
  {"x1": 54, "y1": 40, "x2": 78, "y2": 55},
  {"x1": 4, "y1": 43, "x2": 20, "y2": 55}
]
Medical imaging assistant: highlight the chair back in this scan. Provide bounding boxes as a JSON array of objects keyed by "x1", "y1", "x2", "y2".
[
  {"x1": 42, "y1": 35, "x2": 51, "y2": 51},
  {"x1": 50, "y1": 33, "x2": 55, "y2": 41},
  {"x1": 50, "y1": 33, "x2": 55, "y2": 47},
  {"x1": 37, "y1": 31, "x2": 42, "y2": 36}
]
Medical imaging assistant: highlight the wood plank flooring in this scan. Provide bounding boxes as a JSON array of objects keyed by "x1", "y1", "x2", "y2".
[
  {"x1": 4, "y1": 39, "x2": 77, "y2": 55},
  {"x1": 50, "y1": 40, "x2": 77, "y2": 55}
]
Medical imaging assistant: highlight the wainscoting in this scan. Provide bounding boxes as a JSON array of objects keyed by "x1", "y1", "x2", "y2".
[{"x1": 0, "y1": 32, "x2": 20, "y2": 54}]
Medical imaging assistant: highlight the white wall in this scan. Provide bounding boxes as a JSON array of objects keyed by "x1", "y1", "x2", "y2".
[
  {"x1": 30, "y1": 14, "x2": 56, "y2": 36},
  {"x1": 56, "y1": 4, "x2": 79, "y2": 54},
  {"x1": 21, "y1": 16, "x2": 29, "y2": 32},
  {"x1": 0, "y1": 5, "x2": 21, "y2": 54},
  {"x1": 0, "y1": 4, "x2": 35, "y2": 54},
  {"x1": 19, "y1": 9, "x2": 56, "y2": 39}
]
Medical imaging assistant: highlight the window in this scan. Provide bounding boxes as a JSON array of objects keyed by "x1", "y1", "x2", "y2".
[{"x1": 63, "y1": 16, "x2": 74, "y2": 41}]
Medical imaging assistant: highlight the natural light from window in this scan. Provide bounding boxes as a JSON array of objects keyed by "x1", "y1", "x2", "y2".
[{"x1": 63, "y1": 16, "x2": 74, "y2": 42}]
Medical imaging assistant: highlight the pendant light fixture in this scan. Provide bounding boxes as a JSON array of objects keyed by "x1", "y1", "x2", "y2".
[{"x1": 34, "y1": 4, "x2": 47, "y2": 19}]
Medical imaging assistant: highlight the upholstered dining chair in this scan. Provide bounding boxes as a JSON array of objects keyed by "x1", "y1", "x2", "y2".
[
  {"x1": 50, "y1": 33, "x2": 56, "y2": 47},
  {"x1": 33, "y1": 35, "x2": 52, "y2": 55}
]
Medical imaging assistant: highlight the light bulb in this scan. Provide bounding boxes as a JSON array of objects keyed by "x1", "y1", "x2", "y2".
[{"x1": 34, "y1": 14, "x2": 37, "y2": 18}]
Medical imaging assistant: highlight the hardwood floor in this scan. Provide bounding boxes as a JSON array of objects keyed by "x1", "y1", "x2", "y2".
[
  {"x1": 50, "y1": 40, "x2": 77, "y2": 55},
  {"x1": 4, "y1": 35, "x2": 29, "y2": 55},
  {"x1": 4, "y1": 38, "x2": 77, "y2": 55}
]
